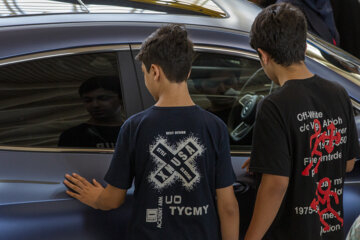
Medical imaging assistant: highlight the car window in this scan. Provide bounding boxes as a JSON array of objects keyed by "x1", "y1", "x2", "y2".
[
  {"x1": 188, "y1": 52, "x2": 277, "y2": 148},
  {"x1": 0, "y1": 52, "x2": 124, "y2": 149}
]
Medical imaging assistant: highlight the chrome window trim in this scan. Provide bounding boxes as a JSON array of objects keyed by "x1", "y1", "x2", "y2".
[
  {"x1": 230, "y1": 150, "x2": 251, "y2": 155},
  {"x1": 131, "y1": 44, "x2": 260, "y2": 60},
  {"x1": 352, "y1": 99, "x2": 360, "y2": 111},
  {"x1": 0, "y1": 145, "x2": 114, "y2": 153},
  {"x1": 0, "y1": 141, "x2": 251, "y2": 155},
  {"x1": 0, "y1": 44, "x2": 130, "y2": 67},
  {"x1": 0, "y1": 144, "x2": 252, "y2": 155},
  {"x1": 194, "y1": 45, "x2": 259, "y2": 60},
  {"x1": 344, "y1": 181, "x2": 360, "y2": 185}
]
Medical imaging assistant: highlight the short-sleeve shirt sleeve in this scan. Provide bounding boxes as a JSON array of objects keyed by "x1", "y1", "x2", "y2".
[
  {"x1": 215, "y1": 122, "x2": 236, "y2": 188},
  {"x1": 104, "y1": 120, "x2": 134, "y2": 189},
  {"x1": 249, "y1": 99, "x2": 291, "y2": 177}
]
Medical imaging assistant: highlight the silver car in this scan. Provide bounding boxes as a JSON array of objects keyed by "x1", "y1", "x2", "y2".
[{"x1": 0, "y1": 0, "x2": 359, "y2": 239}]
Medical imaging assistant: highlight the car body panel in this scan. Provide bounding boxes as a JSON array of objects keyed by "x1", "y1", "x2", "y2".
[{"x1": 0, "y1": 149, "x2": 132, "y2": 240}]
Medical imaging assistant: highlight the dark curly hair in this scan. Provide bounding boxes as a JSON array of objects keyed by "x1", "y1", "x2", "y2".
[
  {"x1": 136, "y1": 24, "x2": 194, "y2": 83},
  {"x1": 250, "y1": 3, "x2": 307, "y2": 66}
]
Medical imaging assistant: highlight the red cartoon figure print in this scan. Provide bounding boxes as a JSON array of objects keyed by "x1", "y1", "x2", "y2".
[
  {"x1": 310, "y1": 177, "x2": 343, "y2": 231},
  {"x1": 302, "y1": 119, "x2": 341, "y2": 176}
]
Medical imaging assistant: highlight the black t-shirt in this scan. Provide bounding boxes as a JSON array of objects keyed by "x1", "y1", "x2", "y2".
[
  {"x1": 58, "y1": 123, "x2": 121, "y2": 148},
  {"x1": 105, "y1": 105, "x2": 236, "y2": 240},
  {"x1": 249, "y1": 75, "x2": 360, "y2": 240}
]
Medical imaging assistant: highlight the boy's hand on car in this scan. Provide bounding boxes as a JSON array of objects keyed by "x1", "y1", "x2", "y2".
[
  {"x1": 64, "y1": 173, "x2": 104, "y2": 209},
  {"x1": 241, "y1": 158, "x2": 253, "y2": 175}
]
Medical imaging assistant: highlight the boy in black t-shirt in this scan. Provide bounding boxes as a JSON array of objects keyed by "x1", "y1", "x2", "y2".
[
  {"x1": 63, "y1": 24, "x2": 239, "y2": 240},
  {"x1": 243, "y1": 3, "x2": 360, "y2": 240}
]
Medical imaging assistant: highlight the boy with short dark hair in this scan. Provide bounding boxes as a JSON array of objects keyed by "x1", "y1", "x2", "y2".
[
  {"x1": 243, "y1": 3, "x2": 359, "y2": 240},
  {"x1": 64, "y1": 24, "x2": 239, "y2": 240}
]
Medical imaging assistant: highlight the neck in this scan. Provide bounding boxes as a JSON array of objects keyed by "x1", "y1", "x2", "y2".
[
  {"x1": 155, "y1": 80, "x2": 195, "y2": 107},
  {"x1": 274, "y1": 62, "x2": 314, "y2": 86}
]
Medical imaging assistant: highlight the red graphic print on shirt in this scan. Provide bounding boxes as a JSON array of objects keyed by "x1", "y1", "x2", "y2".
[
  {"x1": 302, "y1": 119, "x2": 341, "y2": 176},
  {"x1": 310, "y1": 177, "x2": 343, "y2": 231}
]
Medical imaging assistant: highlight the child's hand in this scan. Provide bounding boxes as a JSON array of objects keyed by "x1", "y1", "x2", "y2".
[{"x1": 64, "y1": 173, "x2": 104, "y2": 209}]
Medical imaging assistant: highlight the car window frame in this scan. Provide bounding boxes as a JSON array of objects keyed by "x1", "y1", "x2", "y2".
[{"x1": 0, "y1": 44, "x2": 142, "y2": 153}]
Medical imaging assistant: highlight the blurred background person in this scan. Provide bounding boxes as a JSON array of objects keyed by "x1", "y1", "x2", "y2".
[
  {"x1": 277, "y1": 0, "x2": 340, "y2": 45},
  {"x1": 250, "y1": 0, "x2": 340, "y2": 45},
  {"x1": 330, "y1": 0, "x2": 360, "y2": 59}
]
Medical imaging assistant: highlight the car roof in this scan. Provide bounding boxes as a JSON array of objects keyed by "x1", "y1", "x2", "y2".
[
  {"x1": 1, "y1": 0, "x2": 359, "y2": 100},
  {"x1": 0, "y1": 0, "x2": 261, "y2": 33},
  {"x1": 0, "y1": 0, "x2": 227, "y2": 18}
]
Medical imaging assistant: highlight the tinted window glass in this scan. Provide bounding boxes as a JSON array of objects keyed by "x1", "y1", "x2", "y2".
[
  {"x1": 188, "y1": 52, "x2": 278, "y2": 147},
  {"x1": 0, "y1": 52, "x2": 124, "y2": 148}
]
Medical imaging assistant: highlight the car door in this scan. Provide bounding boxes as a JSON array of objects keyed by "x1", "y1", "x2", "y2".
[{"x1": 0, "y1": 46, "x2": 141, "y2": 240}]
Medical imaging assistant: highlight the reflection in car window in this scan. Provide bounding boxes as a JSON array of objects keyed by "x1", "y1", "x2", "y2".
[
  {"x1": 58, "y1": 76, "x2": 124, "y2": 148},
  {"x1": 0, "y1": 52, "x2": 123, "y2": 148},
  {"x1": 188, "y1": 52, "x2": 277, "y2": 147}
]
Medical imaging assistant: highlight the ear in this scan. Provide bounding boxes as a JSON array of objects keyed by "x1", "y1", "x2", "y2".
[
  {"x1": 257, "y1": 48, "x2": 270, "y2": 65},
  {"x1": 151, "y1": 64, "x2": 161, "y2": 82}
]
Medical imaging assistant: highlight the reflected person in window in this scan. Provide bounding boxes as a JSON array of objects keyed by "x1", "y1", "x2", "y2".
[
  {"x1": 58, "y1": 76, "x2": 123, "y2": 148},
  {"x1": 194, "y1": 70, "x2": 239, "y2": 124}
]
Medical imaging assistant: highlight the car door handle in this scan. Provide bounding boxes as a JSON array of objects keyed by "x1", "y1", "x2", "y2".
[{"x1": 233, "y1": 181, "x2": 249, "y2": 194}]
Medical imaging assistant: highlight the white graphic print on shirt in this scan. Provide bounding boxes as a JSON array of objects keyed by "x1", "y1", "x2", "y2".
[{"x1": 148, "y1": 134, "x2": 205, "y2": 191}]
